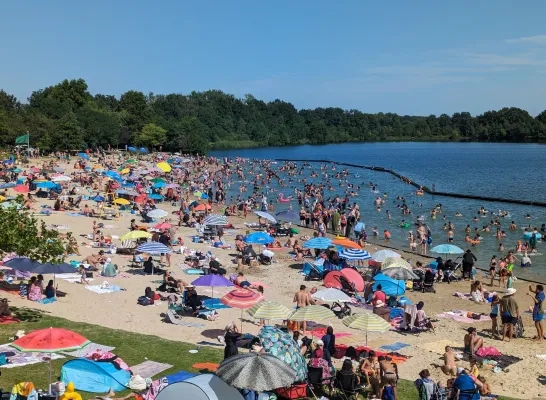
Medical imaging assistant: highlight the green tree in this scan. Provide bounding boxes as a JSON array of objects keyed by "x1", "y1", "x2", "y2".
[
  {"x1": 168, "y1": 117, "x2": 209, "y2": 155},
  {"x1": 134, "y1": 123, "x2": 167, "y2": 148},
  {"x1": 0, "y1": 206, "x2": 68, "y2": 263},
  {"x1": 50, "y1": 112, "x2": 86, "y2": 150}
]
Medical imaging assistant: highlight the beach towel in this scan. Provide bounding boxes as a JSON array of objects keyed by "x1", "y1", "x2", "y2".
[
  {"x1": 436, "y1": 311, "x2": 491, "y2": 323},
  {"x1": 0, "y1": 316, "x2": 19, "y2": 324},
  {"x1": 164, "y1": 310, "x2": 205, "y2": 328},
  {"x1": 38, "y1": 298, "x2": 57, "y2": 305},
  {"x1": 183, "y1": 268, "x2": 204, "y2": 275},
  {"x1": 61, "y1": 342, "x2": 115, "y2": 357},
  {"x1": 85, "y1": 284, "x2": 122, "y2": 294},
  {"x1": 131, "y1": 360, "x2": 173, "y2": 379},
  {"x1": 381, "y1": 342, "x2": 410, "y2": 352},
  {"x1": 202, "y1": 298, "x2": 231, "y2": 310},
  {"x1": 192, "y1": 362, "x2": 219, "y2": 371},
  {"x1": 476, "y1": 347, "x2": 502, "y2": 357},
  {"x1": 0, "y1": 344, "x2": 64, "y2": 368},
  {"x1": 309, "y1": 327, "x2": 352, "y2": 338},
  {"x1": 67, "y1": 213, "x2": 85, "y2": 217}
]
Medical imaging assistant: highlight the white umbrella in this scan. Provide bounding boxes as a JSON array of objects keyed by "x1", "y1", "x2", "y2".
[
  {"x1": 147, "y1": 209, "x2": 168, "y2": 219},
  {"x1": 254, "y1": 211, "x2": 277, "y2": 223},
  {"x1": 52, "y1": 175, "x2": 71, "y2": 182},
  {"x1": 311, "y1": 288, "x2": 352, "y2": 303}
]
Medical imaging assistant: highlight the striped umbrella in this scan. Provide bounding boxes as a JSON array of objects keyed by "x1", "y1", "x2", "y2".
[
  {"x1": 289, "y1": 305, "x2": 335, "y2": 322},
  {"x1": 136, "y1": 242, "x2": 172, "y2": 254},
  {"x1": 311, "y1": 288, "x2": 352, "y2": 303},
  {"x1": 381, "y1": 257, "x2": 411, "y2": 270},
  {"x1": 338, "y1": 247, "x2": 372, "y2": 261},
  {"x1": 216, "y1": 353, "x2": 297, "y2": 392},
  {"x1": 342, "y1": 312, "x2": 391, "y2": 345},
  {"x1": 221, "y1": 289, "x2": 264, "y2": 331},
  {"x1": 303, "y1": 237, "x2": 332, "y2": 249},
  {"x1": 203, "y1": 214, "x2": 228, "y2": 226},
  {"x1": 247, "y1": 301, "x2": 292, "y2": 320}
]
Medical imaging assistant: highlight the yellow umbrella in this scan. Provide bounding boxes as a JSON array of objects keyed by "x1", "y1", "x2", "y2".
[
  {"x1": 114, "y1": 198, "x2": 130, "y2": 205},
  {"x1": 120, "y1": 168, "x2": 130, "y2": 175},
  {"x1": 119, "y1": 231, "x2": 152, "y2": 240},
  {"x1": 156, "y1": 162, "x2": 171, "y2": 173},
  {"x1": 0, "y1": 195, "x2": 5, "y2": 202}
]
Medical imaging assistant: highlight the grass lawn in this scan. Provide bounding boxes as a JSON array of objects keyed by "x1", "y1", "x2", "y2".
[{"x1": 0, "y1": 307, "x2": 519, "y2": 399}]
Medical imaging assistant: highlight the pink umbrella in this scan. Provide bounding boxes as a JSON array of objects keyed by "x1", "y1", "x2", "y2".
[
  {"x1": 154, "y1": 222, "x2": 172, "y2": 230},
  {"x1": 221, "y1": 288, "x2": 264, "y2": 331}
]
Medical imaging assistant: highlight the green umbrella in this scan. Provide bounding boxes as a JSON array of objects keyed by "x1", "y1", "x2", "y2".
[
  {"x1": 151, "y1": 177, "x2": 165, "y2": 183},
  {"x1": 125, "y1": 159, "x2": 137, "y2": 164}
]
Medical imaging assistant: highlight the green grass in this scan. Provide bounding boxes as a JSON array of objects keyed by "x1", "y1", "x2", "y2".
[{"x1": 0, "y1": 308, "x2": 520, "y2": 399}]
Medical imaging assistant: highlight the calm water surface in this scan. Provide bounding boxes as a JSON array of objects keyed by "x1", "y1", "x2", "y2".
[{"x1": 211, "y1": 143, "x2": 546, "y2": 282}]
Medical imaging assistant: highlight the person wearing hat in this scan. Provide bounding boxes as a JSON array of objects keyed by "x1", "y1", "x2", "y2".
[
  {"x1": 463, "y1": 327, "x2": 484, "y2": 355},
  {"x1": 500, "y1": 288, "x2": 519, "y2": 342},
  {"x1": 527, "y1": 284, "x2": 545, "y2": 342}
]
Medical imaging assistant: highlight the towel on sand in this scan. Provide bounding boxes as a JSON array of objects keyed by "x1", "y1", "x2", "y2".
[{"x1": 85, "y1": 284, "x2": 122, "y2": 294}]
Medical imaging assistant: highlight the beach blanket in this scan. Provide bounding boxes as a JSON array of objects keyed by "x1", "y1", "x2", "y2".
[
  {"x1": 0, "y1": 315, "x2": 20, "y2": 324},
  {"x1": 183, "y1": 268, "x2": 204, "y2": 275},
  {"x1": 202, "y1": 298, "x2": 230, "y2": 310},
  {"x1": 381, "y1": 342, "x2": 411, "y2": 352},
  {"x1": 85, "y1": 284, "x2": 122, "y2": 294},
  {"x1": 309, "y1": 327, "x2": 352, "y2": 338},
  {"x1": 192, "y1": 362, "x2": 219, "y2": 371},
  {"x1": 436, "y1": 311, "x2": 491, "y2": 323},
  {"x1": 67, "y1": 213, "x2": 85, "y2": 217},
  {"x1": 0, "y1": 344, "x2": 64, "y2": 368},
  {"x1": 38, "y1": 298, "x2": 56, "y2": 305},
  {"x1": 61, "y1": 342, "x2": 115, "y2": 357},
  {"x1": 131, "y1": 360, "x2": 173, "y2": 379}
]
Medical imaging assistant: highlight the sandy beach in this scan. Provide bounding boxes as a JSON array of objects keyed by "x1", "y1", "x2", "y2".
[{"x1": 2, "y1": 156, "x2": 545, "y2": 399}]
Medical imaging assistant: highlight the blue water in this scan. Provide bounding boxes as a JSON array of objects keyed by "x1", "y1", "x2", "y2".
[{"x1": 210, "y1": 142, "x2": 546, "y2": 282}]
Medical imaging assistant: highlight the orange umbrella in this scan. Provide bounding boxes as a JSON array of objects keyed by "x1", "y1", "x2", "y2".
[
  {"x1": 332, "y1": 236, "x2": 362, "y2": 249},
  {"x1": 194, "y1": 203, "x2": 212, "y2": 211}
]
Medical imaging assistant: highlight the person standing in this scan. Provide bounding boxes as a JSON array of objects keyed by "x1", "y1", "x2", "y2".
[
  {"x1": 527, "y1": 284, "x2": 544, "y2": 342},
  {"x1": 223, "y1": 323, "x2": 241, "y2": 360},
  {"x1": 500, "y1": 288, "x2": 519, "y2": 342},
  {"x1": 293, "y1": 285, "x2": 310, "y2": 332},
  {"x1": 462, "y1": 249, "x2": 477, "y2": 280}
]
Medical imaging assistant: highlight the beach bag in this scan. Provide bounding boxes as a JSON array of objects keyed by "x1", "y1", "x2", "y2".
[
  {"x1": 128, "y1": 375, "x2": 147, "y2": 391},
  {"x1": 137, "y1": 296, "x2": 153, "y2": 306}
]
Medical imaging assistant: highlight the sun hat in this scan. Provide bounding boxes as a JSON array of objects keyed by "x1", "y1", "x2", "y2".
[
  {"x1": 505, "y1": 288, "x2": 517, "y2": 296},
  {"x1": 457, "y1": 367, "x2": 465, "y2": 375},
  {"x1": 316, "y1": 339, "x2": 324, "y2": 346}
]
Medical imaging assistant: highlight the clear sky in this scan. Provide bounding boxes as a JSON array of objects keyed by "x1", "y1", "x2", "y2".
[{"x1": 2, "y1": 0, "x2": 546, "y2": 116}]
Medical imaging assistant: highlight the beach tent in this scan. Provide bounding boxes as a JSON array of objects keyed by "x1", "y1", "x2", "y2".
[
  {"x1": 372, "y1": 273, "x2": 406, "y2": 297},
  {"x1": 61, "y1": 359, "x2": 130, "y2": 393},
  {"x1": 323, "y1": 268, "x2": 364, "y2": 292},
  {"x1": 156, "y1": 374, "x2": 243, "y2": 400}
]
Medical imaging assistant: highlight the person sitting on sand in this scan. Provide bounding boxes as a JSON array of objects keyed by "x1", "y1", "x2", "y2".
[
  {"x1": 285, "y1": 233, "x2": 296, "y2": 248},
  {"x1": 163, "y1": 271, "x2": 187, "y2": 291},
  {"x1": 235, "y1": 236, "x2": 246, "y2": 253},
  {"x1": 143, "y1": 256, "x2": 162, "y2": 275},
  {"x1": 84, "y1": 250, "x2": 105, "y2": 270},
  {"x1": 464, "y1": 327, "x2": 484, "y2": 355},
  {"x1": 44, "y1": 280, "x2": 56, "y2": 299},
  {"x1": 470, "y1": 280, "x2": 486, "y2": 302}
]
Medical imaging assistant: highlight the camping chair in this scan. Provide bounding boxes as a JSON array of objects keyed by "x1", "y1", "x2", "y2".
[
  {"x1": 417, "y1": 379, "x2": 447, "y2": 400},
  {"x1": 455, "y1": 387, "x2": 480, "y2": 400},
  {"x1": 307, "y1": 366, "x2": 333, "y2": 398},
  {"x1": 335, "y1": 371, "x2": 362, "y2": 400}
]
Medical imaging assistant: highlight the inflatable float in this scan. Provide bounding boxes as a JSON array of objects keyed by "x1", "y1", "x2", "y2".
[
  {"x1": 523, "y1": 232, "x2": 542, "y2": 240},
  {"x1": 278, "y1": 193, "x2": 292, "y2": 203}
]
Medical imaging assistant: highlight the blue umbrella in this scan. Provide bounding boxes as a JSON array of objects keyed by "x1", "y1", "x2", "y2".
[
  {"x1": 153, "y1": 182, "x2": 166, "y2": 189},
  {"x1": 36, "y1": 181, "x2": 57, "y2": 189},
  {"x1": 201, "y1": 193, "x2": 209, "y2": 199},
  {"x1": 4, "y1": 257, "x2": 42, "y2": 272},
  {"x1": 122, "y1": 182, "x2": 135, "y2": 188},
  {"x1": 0, "y1": 182, "x2": 17, "y2": 189},
  {"x1": 77, "y1": 153, "x2": 89, "y2": 159},
  {"x1": 275, "y1": 210, "x2": 299, "y2": 222},
  {"x1": 303, "y1": 237, "x2": 332, "y2": 249},
  {"x1": 10, "y1": 168, "x2": 22, "y2": 173},
  {"x1": 430, "y1": 244, "x2": 464, "y2": 255},
  {"x1": 128, "y1": 146, "x2": 137, "y2": 152},
  {"x1": 104, "y1": 171, "x2": 122, "y2": 181},
  {"x1": 139, "y1": 147, "x2": 148, "y2": 153},
  {"x1": 372, "y1": 273, "x2": 406, "y2": 296},
  {"x1": 136, "y1": 242, "x2": 171, "y2": 254},
  {"x1": 244, "y1": 232, "x2": 274, "y2": 245},
  {"x1": 148, "y1": 194, "x2": 163, "y2": 200},
  {"x1": 92, "y1": 195, "x2": 105, "y2": 202},
  {"x1": 34, "y1": 262, "x2": 76, "y2": 274},
  {"x1": 338, "y1": 247, "x2": 372, "y2": 261}
]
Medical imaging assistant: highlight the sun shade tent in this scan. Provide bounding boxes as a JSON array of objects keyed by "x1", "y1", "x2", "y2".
[
  {"x1": 61, "y1": 359, "x2": 130, "y2": 393},
  {"x1": 155, "y1": 374, "x2": 243, "y2": 400},
  {"x1": 323, "y1": 268, "x2": 365, "y2": 292}
]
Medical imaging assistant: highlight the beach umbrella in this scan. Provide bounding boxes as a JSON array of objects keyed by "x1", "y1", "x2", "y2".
[
  {"x1": 221, "y1": 288, "x2": 264, "y2": 331},
  {"x1": 120, "y1": 230, "x2": 152, "y2": 240},
  {"x1": 381, "y1": 266, "x2": 419, "y2": 281},
  {"x1": 430, "y1": 244, "x2": 464, "y2": 255},
  {"x1": 148, "y1": 194, "x2": 164, "y2": 200},
  {"x1": 153, "y1": 222, "x2": 172, "y2": 230},
  {"x1": 338, "y1": 247, "x2": 371, "y2": 261},
  {"x1": 203, "y1": 214, "x2": 228, "y2": 226},
  {"x1": 4, "y1": 257, "x2": 42, "y2": 272},
  {"x1": 164, "y1": 183, "x2": 180, "y2": 189},
  {"x1": 139, "y1": 148, "x2": 147, "y2": 154},
  {"x1": 0, "y1": 182, "x2": 16, "y2": 189},
  {"x1": 372, "y1": 273, "x2": 406, "y2": 296},
  {"x1": 36, "y1": 181, "x2": 57, "y2": 189},
  {"x1": 381, "y1": 257, "x2": 411, "y2": 270},
  {"x1": 0, "y1": 195, "x2": 5, "y2": 202},
  {"x1": 92, "y1": 195, "x2": 105, "y2": 202},
  {"x1": 104, "y1": 171, "x2": 122, "y2": 181},
  {"x1": 51, "y1": 175, "x2": 71, "y2": 182},
  {"x1": 342, "y1": 312, "x2": 391, "y2": 345},
  {"x1": 126, "y1": 159, "x2": 138, "y2": 164},
  {"x1": 332, "y1": 236, "x2": 362, "y2": 249},
  {"x1": 128, "y1": 146, "x2": 137, "y2": 152},
  {"x1": 216, "y1": 353, "x2": 296, "y2": 392},
  {"x1": 253, "y1": 211, "x2": 276, "y2": 223},
  {"x1": 289, "y1": 305, "x2": 335, "y2": 322},
  {"x1": 114, "y1": 198, "x2": 130, "y2": 205},
  {"x1": 13, "y1": 184, "x2": 29, "y2": 193},
  {"x1": 247, "y1": 301, "x2": 292, "y2": 321},
  {"x1": 32, "y1": 262, "x2": 76, "y2": 275},
  {"x1": 303, "y1": 237, "x2": 332, "y2": 249},
  {"x1": 147, "y1": 209, "x2": 168, "y2": 219},
  {"x1": 311, "y1": 287, "x2": 352, "y2": 303},
  {"x1": 12, "y1": 327, "x2": 89, "y2": 384},
  {"x1": 153, "y1": 181, "x2": 166, "y2": 189},
  {"x1": 257, "y1": 325, "x2": 307, "y2": 382},
  {"x1": 120, "y1": 168, "x2": 130, "y2": 175},
  {"x1": 156, "y1": 162, "x2": 171, "y2": 173},
  {"x1": 53, "y1": 167, "x2": 64, "y2": 173},
  {"x1": 370, "y1": 249, "x2": 401, "y2": 263},
  {"x1": 192, "y1": 274, "x2": 233, "y2": 299},
  {"x1": 275, "y1": 210, "x2": 299, "y2": 222},
  {"x1": 136, "y1": 242, "x2": 171, "y2": 254},
  {"x1": 152, "y1": 178, "x2": 166, "y2": 183},
  {"x1": 244, "y1": 231, "x2": 274, "y2": 245},
  {"x1": 77, "y1": 153, "x2": 89, "y2": 159}
]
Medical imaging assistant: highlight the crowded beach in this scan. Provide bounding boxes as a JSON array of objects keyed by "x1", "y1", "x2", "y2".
[{"x1": 0, "y1": 149, "x2": 545, "y2": 400}]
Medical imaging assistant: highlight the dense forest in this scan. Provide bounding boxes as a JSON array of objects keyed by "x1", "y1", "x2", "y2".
[{"x1": 1, "y1": 78, "x2": 546, "y2": 154}]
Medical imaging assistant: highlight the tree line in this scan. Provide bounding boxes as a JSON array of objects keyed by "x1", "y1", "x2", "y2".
[{"x1": 1, "y1": 78, "x2": 546, "y2": 154}]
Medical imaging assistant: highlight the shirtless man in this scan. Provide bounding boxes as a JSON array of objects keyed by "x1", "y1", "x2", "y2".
[
  {"x1": 293, "y1": 285, "x2": 310, "y2": 331},
  {"x1": 437, "y1": 346, "x2": 458, "y2": 376},
  {"x1": 83, "y1": 250, "x2": 105, "y2": 270},
  {"x1": 464, "y1": 327, "x2": 484, "y2": 355},
  {"x1": 379, "y1": 355, "x2": 398, "y2": 388},
  {"x1": 285, "y1": 233, "x2": 296, "y2": 248}
]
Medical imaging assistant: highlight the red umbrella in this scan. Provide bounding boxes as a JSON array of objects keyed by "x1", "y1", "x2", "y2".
[
  {"x1": 221, "y1": 289, "x2": 264, "y2": 332},
  {"x1": 12, "y1": 327, "x2": 89, "y2": 352},
  {"x1": 13, "y1": 185, "x2": 30, "y2": 193},
  {"x1": 154, "y1": 222, "x2": 172, "y2": 230}
]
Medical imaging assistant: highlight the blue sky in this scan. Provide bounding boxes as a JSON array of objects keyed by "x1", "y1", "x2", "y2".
[{"x1": 2, "y1": 0, "x2": 546, "y2": 116}]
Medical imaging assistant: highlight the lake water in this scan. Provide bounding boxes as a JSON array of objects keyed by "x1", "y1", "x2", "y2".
[{"x1": 210, "y1": 142, "x2": 546, "y2": 282}]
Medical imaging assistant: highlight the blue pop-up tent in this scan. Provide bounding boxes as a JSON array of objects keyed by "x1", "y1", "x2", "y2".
[
  {"x1": 372, "y1": 273, "x2": 406, "y2": 296},
  {"x1": 61, "y1": 359, "x2": 130, "y2": 393}
]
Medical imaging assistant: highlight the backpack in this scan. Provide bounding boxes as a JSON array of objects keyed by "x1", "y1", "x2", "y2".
[{"x1": 138, "y1": 296, "x2": 153, "y2": 306}]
